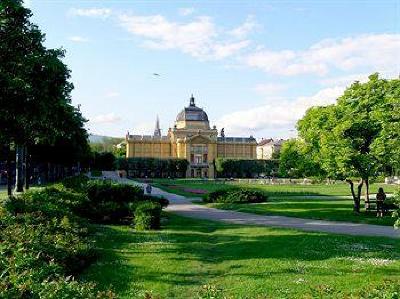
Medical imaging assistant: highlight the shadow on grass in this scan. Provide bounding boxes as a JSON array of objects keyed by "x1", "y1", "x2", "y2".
[
  {"x1": 82, "y1": 214, "x2": 400, "y2": 297},
  {"x1": 210, "y1": 201, "x2": 396, "y2": 226}
]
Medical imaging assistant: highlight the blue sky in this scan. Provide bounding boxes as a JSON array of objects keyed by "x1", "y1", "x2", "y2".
[{"x1": 26, "y1": 0, "x2": 400, "y2": 139}]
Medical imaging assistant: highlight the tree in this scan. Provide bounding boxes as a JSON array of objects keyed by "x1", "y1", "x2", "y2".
[
  {"x1": 278, "y1": 139, "x2": 325, "y2": 178},
  {"x1": 298, "y1": 74, "x2": 400, "y2": 212},
  {"x1": 0, "y1": 0, "x2": 89, "y2": 193}
]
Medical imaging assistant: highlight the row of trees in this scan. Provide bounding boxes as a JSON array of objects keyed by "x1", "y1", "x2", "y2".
[
  {"x1": 279, "y1": 74, "x2": 400, "y2": 212},
  {"x1": 215, "y1": 158, "x2": 279, "y2": 178},
  {"x1": 0, "y1": 1, "x2": 90, "y2": 195},
  {"x1": 116, "y1": 157, "x2": 189, "y2": 178}
]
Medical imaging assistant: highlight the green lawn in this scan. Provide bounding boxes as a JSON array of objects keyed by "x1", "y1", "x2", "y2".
[
  {"x1": 148, "y1": 179, "x2": 399, "y2": 226},
  {"x1": 209, "y1": 199, "x2": 396, "y2": 226},
  {"x1": 82, "y1": 214, "x2": 400, "y2": 298},
  {"x1": 149, "y1": 178, "x2": 399, "y2": 198}
]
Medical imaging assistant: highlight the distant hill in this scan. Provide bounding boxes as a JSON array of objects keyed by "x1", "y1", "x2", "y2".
[{"x1": 88, "y1": 134, "x2": 123, "y2": 144}]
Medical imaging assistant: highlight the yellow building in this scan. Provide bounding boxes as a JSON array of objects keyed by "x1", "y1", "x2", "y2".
[{"x1": 126, "y1": 95, "x2": 257, "y2": 178}]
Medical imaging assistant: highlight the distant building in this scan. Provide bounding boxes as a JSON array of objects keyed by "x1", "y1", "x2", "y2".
[
  {"x1": 257, "y1": 138, "x2": 285, "y2": 160},
  {"x1": 126, "y1": 95, "x2": 257, "y2": 178}
]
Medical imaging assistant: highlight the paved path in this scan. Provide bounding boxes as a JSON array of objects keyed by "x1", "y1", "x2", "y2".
[{"x1": 103, "y1": 172, "x2": 400, "y2": 239}]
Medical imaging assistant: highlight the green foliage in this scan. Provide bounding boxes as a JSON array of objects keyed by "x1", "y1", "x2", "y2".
[
  {"x1": 117, "y1": 157, "x2": 189, "y2": 178},
  {"x1": 85, "y1": 180, "x2": 144, "y2": 223},
  {"x1": 62, "y1": 175, "x2": 89, "y2": 193},
  {"x1": 278, "y1": 139, "x2": 325, "y2": 178},
  {"x1": 0, "y1": 0, "x2": 90, "y2": 191},
  {"x1": 91, "y1": 170, "x2": 102, "y2": 177},
  {"x1": 215, "y1": 158, "x2": 278, "y2": 178},
  {"x1": 0, "y1": 186, "x2": 112, "y2": 298},
  {"x1": 297, "y1": 74, "x2": 400, "y2": 212},
  {"x1": 298, "y1": 73, "x2": 400, "y2": 181},
  {"x1": 134, "y1": 201, "x2": 162, "y2": 230},
  {"x1": 92, "y1": 152, "x2": 116, "y2": 171},
  {"x1": 89, "y1": 136, "x2": 124, "y2": 153},
  {"x1": 205, "y1": 188, "x2": 268, "y2": 203}
]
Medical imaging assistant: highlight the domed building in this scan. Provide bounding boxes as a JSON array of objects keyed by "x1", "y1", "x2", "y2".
[{"x1": 126, "y1": 95, "x2": 257, "y2": 178}]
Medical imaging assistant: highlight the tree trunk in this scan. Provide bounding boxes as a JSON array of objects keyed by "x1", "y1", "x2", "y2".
[
  {"x1": 346, "y1": 179, "x2": 363, "y2": 213},
  {"x1": 14, "y1": 144, "x2": 24, "y2": 193},
  {"x1": 24, "y1": 146, "x2": 30, "y2": 190},
  {"x1": 364, "y1": 177, "x2": 370, "y2": 209},
  {"x1": 6, "y1": 144, "x2": 12, "y2": 197}
]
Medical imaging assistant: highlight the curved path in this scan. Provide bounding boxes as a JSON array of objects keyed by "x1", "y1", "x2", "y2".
[{"x1": 103, "y1": 172, "x2": 400, "y2": 238}]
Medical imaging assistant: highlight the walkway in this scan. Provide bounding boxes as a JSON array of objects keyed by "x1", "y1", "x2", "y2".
[{"x1": 103, "y1": 172, "x2": 400, "y2": 238}]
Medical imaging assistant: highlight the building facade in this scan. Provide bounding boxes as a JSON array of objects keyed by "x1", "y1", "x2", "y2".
[
  {"x1": 126, "y1": 95, "x2": 257, "y2": 178},
  {"x1": 257, "y1": 138, "x2": 285, "y2": 160}
]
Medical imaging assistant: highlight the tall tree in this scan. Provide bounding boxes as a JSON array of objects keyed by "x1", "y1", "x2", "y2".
[
  {"x1": 0, "y1": 0, "x2": 89, "y2": 193},
  {"x1": 298, "y1": 74, "x2": 400, "y2": 212}
]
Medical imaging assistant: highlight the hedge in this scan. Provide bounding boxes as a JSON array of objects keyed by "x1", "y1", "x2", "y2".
[
  {"x1": 115, "y1": 157, "x2": 189, "y2": 178},
  {"x1": 0, "y1": 187, "x2": 115, "y2": 298},
  {"x1": 134, "y1": 201, "x2": 162, "y2": 231},
  {"x1": 204, "y1": 188, "x2": 268, "y2": 203}
]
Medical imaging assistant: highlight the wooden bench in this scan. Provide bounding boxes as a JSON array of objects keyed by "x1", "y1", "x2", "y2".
[{"x1": 365, "y1": 200, "x2": 398, "y2": 214}]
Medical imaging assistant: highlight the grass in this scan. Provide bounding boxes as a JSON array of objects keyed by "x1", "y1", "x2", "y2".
[
  {"x1": 209, "y1": 199, "x2": 396, "y2": 226},
  {"x1": 149, "y1": 178, "x2": 399, "y2": 198},
  {"x1": 82, "y1": 213, "x2": 400, "y2": 298},
  {"x1": 148, "y1": 179, "x2": 399, "y2": 226},
  {"x1": 0, "y1": 190, "x2": 7, "y2": 203}
]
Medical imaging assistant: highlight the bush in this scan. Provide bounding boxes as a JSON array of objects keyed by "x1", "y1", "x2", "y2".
[
  {"x1": 204, "y1": 188, "x2": 268, "y2": 203},
  {"x1": 0, "y1": 186, "x2": 110, "y2": 298},
  {"x1": 134, "y1": 201, "x2": 162, "y2": 230},
  {"x1": 85, "y1": 180, "x2": 144, "y2": 223},
  {"x1": 62, "y1": 175, "x2": 89, "y2": 193},
  {"x1": 141, "y1": 194, "x2": 169, "y2": 208}
]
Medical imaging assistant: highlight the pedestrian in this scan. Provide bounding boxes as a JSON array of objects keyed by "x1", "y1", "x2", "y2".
[
  {"x1": 146, "y1": 184, "x2": 152, "y2": 194},
  {"x1": 376, "y1": 187, "x2": 386, "y2": 217}
]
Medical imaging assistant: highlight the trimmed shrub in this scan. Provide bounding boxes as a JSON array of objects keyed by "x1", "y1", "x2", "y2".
[
  {"x1": 204, "y1": 188, "x2": 268, "y2": 203},
  {"x1": 134, "y1": 201, "x2": 162, "y2": 230},
  {"x1": 84, "y1": 180, "x2": 144, "y2": 223}
]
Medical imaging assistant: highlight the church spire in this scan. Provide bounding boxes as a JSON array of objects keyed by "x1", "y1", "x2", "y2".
[
  {"x1": 189, "y1": 94, "x2": 195, "y2": 107},
  {"x1": 153, "y1": 115, "x2": 161, "y2": 137}
]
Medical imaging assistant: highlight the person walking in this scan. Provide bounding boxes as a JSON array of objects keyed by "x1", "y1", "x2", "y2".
[
  {"x1": 146, "y1": 184, "x2": 152, "y2": 195},
  {"x1": 376, "y1": 187, "x2": 386, "y2": 217}
]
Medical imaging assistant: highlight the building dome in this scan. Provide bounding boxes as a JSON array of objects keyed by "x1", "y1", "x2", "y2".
[{"x1": 176, "y1": 95, "x2": 209, "y2": 122}]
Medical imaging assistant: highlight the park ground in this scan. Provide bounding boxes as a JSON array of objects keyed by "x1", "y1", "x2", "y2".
[
  {"x1": 149, "y1": 179, "x2": 400, "y2": 226},
  {"x1": 2, "y1": 181, "x2": 399, "y2": 298},
  {"x1": 82, "y1": 214, "x2": 400, "y2": 298}
]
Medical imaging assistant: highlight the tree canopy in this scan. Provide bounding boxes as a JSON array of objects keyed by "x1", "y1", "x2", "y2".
[
  {"x1": 297, "y1": 73, "x2": 400, "y2": 211},
  {"x1": 0, "y1": 0, "x2": 89, "y2": 193}
]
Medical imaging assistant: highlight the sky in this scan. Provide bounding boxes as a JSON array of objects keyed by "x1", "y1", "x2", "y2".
[{"x1": 26, "y1": 0, "x2": 400, "y2": 139}]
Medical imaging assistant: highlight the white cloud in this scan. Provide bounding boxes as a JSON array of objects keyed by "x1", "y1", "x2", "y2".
[
  {"x1": 91, "y1": 113, "x2": 122, "y2": 124},
  {"x1": 68, "y1": 36, "x2": 89, "y2": 43},
  {"x1": 216, "y1": 86, "x2": 345, "y2": 136},
  {"x1": 212, "y1": 40, "x2": 251, "y2": 59},
  {"x1": 245, "y1": 34, "x2": 400, "y2": 76},
  {"x1": 229, "y1": 15, "x2": 258, "y2": 39},
  {"x1": 69, "y1": 8, "x2": 112, "y2": 18},
  {"x1": 179, "y1": 7, "x2": 195, "y2": 16},
  {"x1": 118, "y1": 13, "x2": 250, "y2": 60}
]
